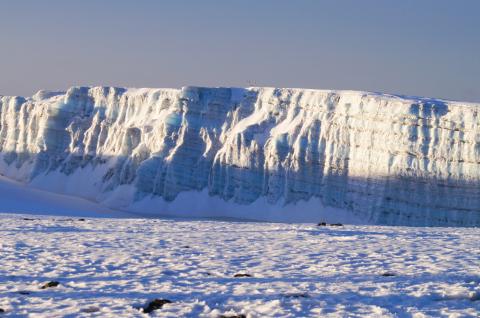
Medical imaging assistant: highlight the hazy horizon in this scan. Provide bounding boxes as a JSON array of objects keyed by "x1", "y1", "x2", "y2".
[{"x1": 1, "y1": 0, "x2": 479, "y2": 102}]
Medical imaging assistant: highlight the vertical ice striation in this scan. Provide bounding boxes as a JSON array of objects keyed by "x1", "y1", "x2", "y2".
[{"x1": 0, "y1": 86, "x2": 479, "y2": 226}]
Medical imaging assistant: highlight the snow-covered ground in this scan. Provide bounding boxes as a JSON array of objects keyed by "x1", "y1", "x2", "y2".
[
  {"x1": 0, "y1": 173, "x2": 478, "y2": 317},
  {"x1": 1, "y1": 212, "x2": 479, "y2": 317}
]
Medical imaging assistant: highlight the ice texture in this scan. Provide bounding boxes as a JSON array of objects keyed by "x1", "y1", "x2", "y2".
[{"x1": 0, "y1": 86, "x2": 479, "y2": 226}]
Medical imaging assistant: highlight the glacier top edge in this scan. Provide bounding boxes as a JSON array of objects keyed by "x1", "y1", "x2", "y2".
[{"x1": 1, "y1": 86, "x2": 479, "y2": 107}]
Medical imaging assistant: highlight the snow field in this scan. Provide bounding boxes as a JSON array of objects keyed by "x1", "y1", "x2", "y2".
[{"x1": 0, "y1": 214, "x2": 478, "y2": 317}]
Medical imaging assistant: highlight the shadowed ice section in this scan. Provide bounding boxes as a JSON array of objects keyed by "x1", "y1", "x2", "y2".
[{"x1": 0, "y1": 86, "x2": 479, "y2": 226}]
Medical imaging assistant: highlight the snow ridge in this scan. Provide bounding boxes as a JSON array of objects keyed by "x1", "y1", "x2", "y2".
[{"x1": 0, "y1": 86, "x2": 479, "y2": 226}]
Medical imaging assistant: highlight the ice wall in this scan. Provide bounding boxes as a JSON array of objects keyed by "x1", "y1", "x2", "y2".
[{"x1": 0, "y1": 86, "x2": 479, "y2": 226}]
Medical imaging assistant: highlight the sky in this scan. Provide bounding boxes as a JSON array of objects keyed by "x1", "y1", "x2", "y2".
[{"x1": 0, "y1": 0, "x2": 479, "y2": 102}]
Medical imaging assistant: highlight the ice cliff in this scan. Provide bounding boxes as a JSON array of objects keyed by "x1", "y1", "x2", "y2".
[{"x1": 0, "y1": 86, "x2": 479, "y2": 226}]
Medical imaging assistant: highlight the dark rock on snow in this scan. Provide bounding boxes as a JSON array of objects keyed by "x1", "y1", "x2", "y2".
[
  {"x1": 284, "y1": 292, "x2": 309, "y2": 298},
  {"x1": 381, "y1": 272, "x2": 396, "y2": 277},
  {"x1": 143, "y1": 299, "x2": 172, "y2": 313},
  {"x1": 81, "y1": 306, "x2": 100, "y2": 313},
  {"x1": 317, "y1": 222, "x2": 343, "y2": 226},
  {"x1": 17, "y1": 291, "x2": 31, "y2": 295},
  {"x1": 234, "y1": 273, "x2": 252, "y2": 278},
  {"x1": 40, "y1": 281, "x2": 60, "y2": 289}
]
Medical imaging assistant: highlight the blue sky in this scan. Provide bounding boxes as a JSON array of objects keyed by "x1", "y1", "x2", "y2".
[{"x1": 1, "y1": 0, "x2": 479, "y2": 101}]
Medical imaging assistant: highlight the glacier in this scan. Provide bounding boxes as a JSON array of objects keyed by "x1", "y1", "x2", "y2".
[{"x1": 0, "y1": 86, "x2": 479, "y2": 226}]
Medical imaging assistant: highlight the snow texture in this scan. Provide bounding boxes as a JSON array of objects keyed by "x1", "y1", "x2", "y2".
[
  {"x1": 0, "y1": 175, "x2": 132, "y2": 218},
  {"x1": 0, "y1": 86, "x2": 479, "y2": 226},
  {"x1": 0, "y1": 214, "x2": 479, "y2": 317}
]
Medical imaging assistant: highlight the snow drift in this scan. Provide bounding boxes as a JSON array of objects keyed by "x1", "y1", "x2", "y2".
[{"x1": 0, "y1": 86, "x2": 479, "y2": 226}]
